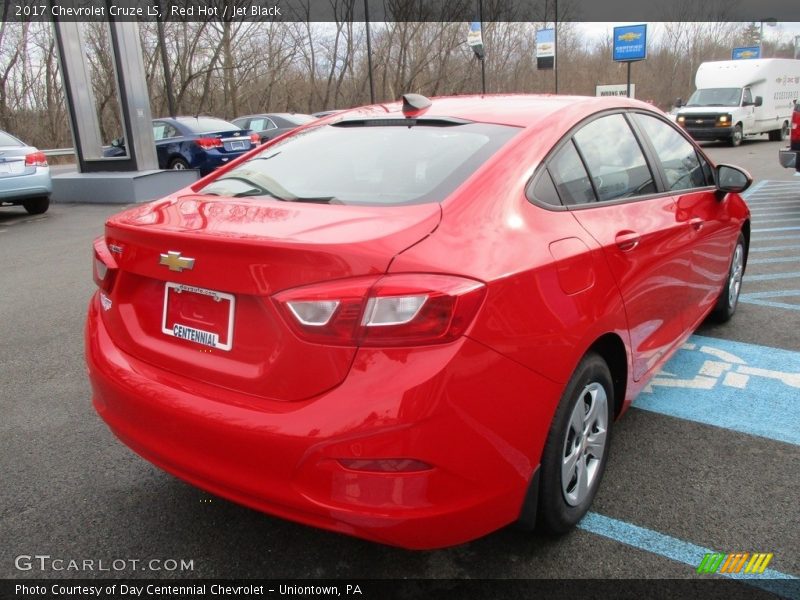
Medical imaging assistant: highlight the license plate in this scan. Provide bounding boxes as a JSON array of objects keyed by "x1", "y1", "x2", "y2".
[
  {"x1": 161, "y1": 283, "x2": 234, "y2": 351},
  {"x1": 228, "y1": 140, "x2": 246, "y2": 150},
  {"x1": 0, "y1": 163, "x2": 10, "y2": 174}
]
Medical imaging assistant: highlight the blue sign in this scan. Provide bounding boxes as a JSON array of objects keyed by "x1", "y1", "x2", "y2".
[
  {"x1": 732, "y1": 46, "x2": 761, "y2": 60},
  {"x1": 613, "y1": 24, "x2": 647, "y2": 62}
]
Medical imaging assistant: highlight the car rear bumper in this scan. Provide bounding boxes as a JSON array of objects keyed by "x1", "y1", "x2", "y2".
[
  {"x1": 194, "y1": 150, "x2": 251, "y2": 176},
  {"x1": 0, "y1": 168, "x2": 52, "y2": 202},
  {"x1": 779, "y1": 149, "x2": 798, "y2": 170},
  {"x1": 85, "y1": 294, "x2": 561, "y2": 549}
]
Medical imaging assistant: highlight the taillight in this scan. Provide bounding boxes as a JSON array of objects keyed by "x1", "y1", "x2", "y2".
[
  {"x1": 274, "y1": 274, "x2": 486, "y2": 347},
  {"x1": 249, "y1": 133, "x2": 260, "y2": 145},
  {"x1": 25, "y1": 151, "x2": 47, "y2": 167},
  {"x1": 195, "y1": 137, "x2": 223, "y2": 150},
  {"x1": 93, "y1": 237, "x2": 118, "y2": 293},
  {"x1": 791, "y1": 109, "x2": 800, "y2": 143}
]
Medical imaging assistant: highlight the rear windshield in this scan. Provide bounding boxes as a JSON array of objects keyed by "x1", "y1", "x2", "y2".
[
  {"x1": 0, "y1": 131, "x2": 23, "y2": 147},
  {"x1": 282, "y1": 114, "x2": 315, "y2": 126},
  {"x1": 179, "y1": 118, "x2": 240, "y2": 134},
  {"x1": 199, "y1": 121, "x2": 519, "y2": 205}
]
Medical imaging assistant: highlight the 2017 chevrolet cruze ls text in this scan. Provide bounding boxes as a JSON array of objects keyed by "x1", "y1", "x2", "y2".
[{"x1": 86, "y1": 94, "x2": 751, "y2": 549}]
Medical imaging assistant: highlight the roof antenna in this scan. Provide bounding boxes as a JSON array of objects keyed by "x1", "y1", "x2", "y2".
[{"x1": 401, "y1": 94, "x2": 432, "y2": 118}]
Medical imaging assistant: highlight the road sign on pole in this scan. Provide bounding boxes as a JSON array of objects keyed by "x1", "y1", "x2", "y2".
[{"x1": 612, "y1": 24, "x2": 647, "y2": 98}]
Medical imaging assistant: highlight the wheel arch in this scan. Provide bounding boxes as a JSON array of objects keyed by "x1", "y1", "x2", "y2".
[
  {"x1": 167, "y1": 154, "x2": 189, "y2": 168},
  {"x1": 741, "y1": 219, "x2": 750, "y2": 269},
  {"x1": 586, "y1": 333, "x2": 628, "y2": 419}
]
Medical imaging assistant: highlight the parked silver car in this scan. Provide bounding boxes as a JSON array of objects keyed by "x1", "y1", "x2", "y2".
[{"x1": 0, "y1": 130, "x2": 51, "y2": 214}]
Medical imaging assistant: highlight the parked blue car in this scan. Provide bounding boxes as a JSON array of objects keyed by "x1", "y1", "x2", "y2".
[{"x1": 105, "y1": 117, "x2": 259, "y2": 176}]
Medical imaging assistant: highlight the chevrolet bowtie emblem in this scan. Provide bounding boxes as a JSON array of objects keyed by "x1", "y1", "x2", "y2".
[{"x1": 159, "y1": 251, "x2": 195, "y2": 272}]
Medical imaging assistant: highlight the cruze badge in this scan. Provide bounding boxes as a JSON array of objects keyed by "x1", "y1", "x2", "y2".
[{"x1": 159, "y1": 251, "x2": 195, "y2": 272}]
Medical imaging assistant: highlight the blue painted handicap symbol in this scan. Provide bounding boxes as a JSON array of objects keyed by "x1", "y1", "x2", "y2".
[{"x1": 635, "y1": 335, "x2": 800, "y2": 446}]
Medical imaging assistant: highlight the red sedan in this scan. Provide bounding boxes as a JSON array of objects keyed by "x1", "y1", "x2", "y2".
[{"x1": 86, "y1": 94, "x2": 751, "y2": 549}]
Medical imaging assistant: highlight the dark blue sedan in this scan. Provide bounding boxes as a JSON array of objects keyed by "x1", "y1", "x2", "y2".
[{"x1": 106, "y1": 117, "x2": 259, "y2": 176}]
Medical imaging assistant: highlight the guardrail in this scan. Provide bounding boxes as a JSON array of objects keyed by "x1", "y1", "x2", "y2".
[{"x1": 43, "y1": 148, "x2": 76, "y2": 157}]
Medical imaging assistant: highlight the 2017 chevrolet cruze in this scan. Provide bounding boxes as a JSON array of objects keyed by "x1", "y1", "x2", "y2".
[{"x1": 86, "y1": 94, "x2": 751, "y2": 549}]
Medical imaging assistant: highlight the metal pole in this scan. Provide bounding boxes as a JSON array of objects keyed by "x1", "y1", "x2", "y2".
[
  {"x1": 554, "y1": 0, "x2": 558, "y2": 94},
  {"x1": 156, "y1": 13, "x2": 176, "y2": 118},
  {"x1": 479, "y1": 0, "x2": 486, "y2": 94},
  {"x1": 627, "y1": 62, "x2": 631, "y2": 98},
  {"x1": 364, "y1": 0, "x2": 375, "y2": 104},
  {"x1": 759, "y1": 20, "x2": 764, "y2": 57}
]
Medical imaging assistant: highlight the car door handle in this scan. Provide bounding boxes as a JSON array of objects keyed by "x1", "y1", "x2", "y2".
[
  {"x1": 690, "y1": 218, "x2": 704, "y2": 231},
  {"x1": 615, "y1": 231, "x2": 640, "y2": 251}
]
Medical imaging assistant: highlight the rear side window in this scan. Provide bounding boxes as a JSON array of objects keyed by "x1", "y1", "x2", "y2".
[
  {"x1": 200, "y1": 122, "x2": 520, "y2": 206},
  {"x1": 530, "y1": 169, "x2": 562, "y2": 207},
  {"x1": 548, "y1": 141, "x2": 595, "y2": 205},
  {"x1": 634, "y1": 114, "x2": 708, "y2": 190},
  {"x1": 573, "y1": 114, "x2": 656, "y2": 202},
  {"x1": 249, "y1": 118, "x2": 276, "y2": 131},
  {"x1": 0, "y1": 131, "x2": 23, "y2": 146}
]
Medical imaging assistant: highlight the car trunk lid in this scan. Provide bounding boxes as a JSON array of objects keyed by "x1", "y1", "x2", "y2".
[{"x1": 99, "y1": 195, "x2": 440, "y2": 401}]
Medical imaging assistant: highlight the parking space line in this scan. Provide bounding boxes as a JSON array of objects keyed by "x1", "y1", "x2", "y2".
[
  {"x1": 745, "y1": 271, "x2": 800, "y2": 281},
  {"x1": 579, "y1": 512, "x2": 798, "y2": 596},
  {"x1": 750, "y1": 245, "x2": 800, "y2": 253},
  {"x1": 742, "y1": 180, "x2": 768, "y2": 198},
  {"x1": 748, "y1": 256, "x2": 800, "y2": 264},
  {"x1": 635, "y1": 335, "x2": 800, "y2": 446},
  {"x1": 751, "y1": 234, "x2": 800, "y2": 242},
  {"x1": 752, "y1": 226, "x2": 800, "y2": 233},
  {"x1": 739, "y1": 296, "x2": 800, "y2": 312},
  {"x1": 750, "y1": 211, "x2": 800, "y2": 217}
]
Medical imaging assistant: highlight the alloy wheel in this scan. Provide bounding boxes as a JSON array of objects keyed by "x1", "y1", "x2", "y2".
[
  {"x1": 561, "y1": 382, "x2": 608, "y2": 507},
  {"x1": 728, "y1": 242, "x2": 744, "y2": 310}
]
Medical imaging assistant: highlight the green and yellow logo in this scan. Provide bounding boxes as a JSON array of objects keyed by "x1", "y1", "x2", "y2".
[{"x1": 697, "y1": 552, "x2": 773, "y2": 574}]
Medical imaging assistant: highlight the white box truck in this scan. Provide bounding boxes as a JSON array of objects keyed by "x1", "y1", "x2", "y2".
[{"x1": 675, "y1": 58, "x2": 800, "y2": 146}]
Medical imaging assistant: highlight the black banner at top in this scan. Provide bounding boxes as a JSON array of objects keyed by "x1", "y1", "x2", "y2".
[{"x1": 3, "y1": 0, "x2": 800, "y2": 23}]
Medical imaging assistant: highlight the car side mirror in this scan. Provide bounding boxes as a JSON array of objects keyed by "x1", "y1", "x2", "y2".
[
  {"x1": 754, "y1": 96, "x2": 763, "y2": 107},
  {"x1": 110, "y1": 138, "x2": 122, "y2": 148},
  {"x1": 675, "y1": 97, "x2": 683, "y2": 108},
  {"x1": 716, "y1": 164, "x2": 752, "y2": 195}
]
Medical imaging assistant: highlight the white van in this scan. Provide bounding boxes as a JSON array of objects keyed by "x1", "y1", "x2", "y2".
[{"x1": 675, "y1": 58, "x2": 800, "y2": 146}]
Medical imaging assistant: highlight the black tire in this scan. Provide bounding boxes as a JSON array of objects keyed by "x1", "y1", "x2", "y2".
[
  {"x1": 711, "y1": 233, "x2": 746, "y2": 323},
  {"x1": 536, "y1": 353, "x2": 613, "y2": 534},
  {"x1": 768, "y1": 123, "x2": 789, "y2": 142},
  {"x1": 169, "y1": 157, "x2": 190, "y2": 170},
  {"x1": 22, "y1": 196, "x2": 49, "y2": 215},
  {"x1": 729, "y1": 124, "x2": 743, "y2": 147}
]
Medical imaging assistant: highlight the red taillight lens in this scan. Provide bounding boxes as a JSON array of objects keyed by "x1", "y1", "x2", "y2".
[
  {"x1": 338, "y1": 458, "x2": 433, "y2": 473},
  {"x1": 25, "y1": 151, "x2": 47, "y2": 167},
  {"x1": 195, "y1": 137, "x2": 223, "y2": 150},
  {"x1": 791, "y1": 109, "x2": 800, "y2": 143},
  {"x1": 92, "y1": 237, "x2": 118, "y2": 293},
  {"x1": 274, "y1": 274, "x2": 486, "y2": 347},
  {"x1": 249, "y1": 133, "x2": 260, "y2": 144}
]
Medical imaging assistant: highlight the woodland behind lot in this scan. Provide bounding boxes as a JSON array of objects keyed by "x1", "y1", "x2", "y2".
[{"x1": 0, "y1": 18, "x2": 796, "y2": 150}]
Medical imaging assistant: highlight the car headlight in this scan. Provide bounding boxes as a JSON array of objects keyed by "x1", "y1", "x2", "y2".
[
  {"x1": 719, "y1": 115, "x2": 729, "y2": 123},
  {"x1": 677, "y1": 116, "x2": 685, "y2": 123}
]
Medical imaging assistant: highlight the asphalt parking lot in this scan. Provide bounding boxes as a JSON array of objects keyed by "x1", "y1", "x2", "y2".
[{"x1": 1, "y1": 138, "x2": 798, "y2": 596}]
